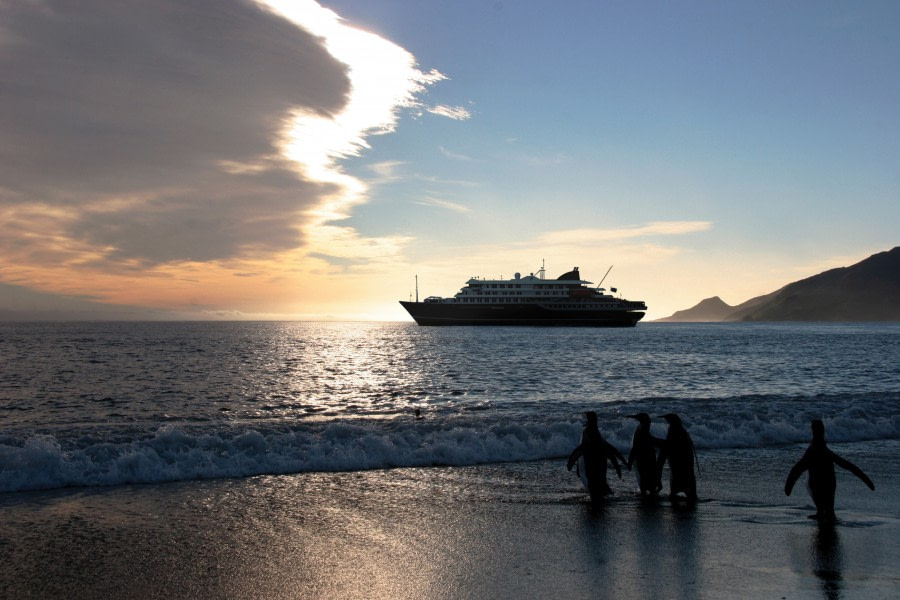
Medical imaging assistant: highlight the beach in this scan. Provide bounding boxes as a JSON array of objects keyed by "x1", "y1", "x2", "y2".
[{"x1": 2, "y1": 440, "x2": 897, "y2": 599}]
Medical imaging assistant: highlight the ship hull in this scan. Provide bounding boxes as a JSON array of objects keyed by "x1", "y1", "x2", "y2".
[{"x1": 399, "y1": 301, "x2": 644, "y2": 327}]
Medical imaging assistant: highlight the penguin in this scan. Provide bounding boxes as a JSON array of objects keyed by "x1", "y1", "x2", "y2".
[
  {"x1": 657, "y1": 413, "x2": 698, "y2": 502},
  {"x1": 567, "y1": 411, "x2": 627, "y2": 502},
  {"x1": 784, "y1": 419, "x2": 875, "y2": 522},
  {"x1": 626, "y1": 412, "x2": 664, "y2": 496}
]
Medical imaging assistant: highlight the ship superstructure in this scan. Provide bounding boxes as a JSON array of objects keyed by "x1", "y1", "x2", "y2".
[{"x1": 400, "y1": 265, "x2": 646, "y2": 326}]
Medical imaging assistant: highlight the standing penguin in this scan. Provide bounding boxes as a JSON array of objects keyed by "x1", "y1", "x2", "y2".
[
  {"x1": 626, "y1": 412, "x2": 664, "y2": 496},
  {"x1": 567, "y1": 411, "x2": 627, "y2": 501},
  {"x1": 657, "y1": 413, "x2": 699, "y2": 502},
  {"x1": 784, "y1": 419, "x2": 875, "y2": 522}
]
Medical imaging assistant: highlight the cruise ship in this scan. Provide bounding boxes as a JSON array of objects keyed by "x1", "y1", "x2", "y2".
[{"x1": 400, "y1": 265, "x2": 647, "y2": 327}]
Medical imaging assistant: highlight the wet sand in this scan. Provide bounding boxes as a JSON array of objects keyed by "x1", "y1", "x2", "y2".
[{"x1": 1, "y1": 441, "x2": 898, "y2": 599}]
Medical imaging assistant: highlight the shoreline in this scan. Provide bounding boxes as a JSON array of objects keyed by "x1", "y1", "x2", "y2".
[{"x1": 2, "y1": 441, "x2": 898, "y2": 599}]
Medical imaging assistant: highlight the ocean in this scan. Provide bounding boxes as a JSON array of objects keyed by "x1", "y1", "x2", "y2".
[
  {"x1": 2, "y1": 321, "x2": 898, "y2": 494},
  {"x1": 3, "y1": 321, "x2": 900, "y2": 598}
]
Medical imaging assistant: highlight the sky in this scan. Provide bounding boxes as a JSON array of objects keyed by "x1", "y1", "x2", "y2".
[{"x1": 1, "y1": 0, "x2": 898, "y2": 321}]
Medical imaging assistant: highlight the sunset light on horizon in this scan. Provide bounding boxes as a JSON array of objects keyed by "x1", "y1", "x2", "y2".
[{"x1": 1, "y1": 0, "x2": 898, "y2": 321}]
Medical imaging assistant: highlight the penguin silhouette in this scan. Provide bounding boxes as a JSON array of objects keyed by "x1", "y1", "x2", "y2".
[
  {"x1": 567, "y1": 411, "x2": 627, "y2": 501},
  {"x1": 784, "y1": 419, "x2": 874, "y2": 522},
  {"x1": 626, "y1": 412, "x2": 664, "y2": 496},
  {"x1": 657, "y1": 413, "x2": 698, "y2": 502}
]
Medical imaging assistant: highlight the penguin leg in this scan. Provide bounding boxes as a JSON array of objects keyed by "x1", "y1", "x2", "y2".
[{"x1": 812, "y1": 491, "x2": 836, "y2": 521}]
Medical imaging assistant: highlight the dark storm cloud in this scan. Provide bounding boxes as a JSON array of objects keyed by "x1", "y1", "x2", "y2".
[
  {"x1": 0, "y1": 0, "x2": 351, "y2": 264},
  {"x1": 68, "y1": 166, "x2": 328, "y2": 264}
]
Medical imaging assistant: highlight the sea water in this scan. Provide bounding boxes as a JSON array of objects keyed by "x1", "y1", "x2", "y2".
[{"x1": 1, "y1": 321, "x2": 898, "y2": 493}]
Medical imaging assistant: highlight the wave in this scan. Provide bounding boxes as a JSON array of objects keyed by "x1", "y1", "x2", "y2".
[{"x1": 1, "y1": 392, "x2": 897, "y2": 493}]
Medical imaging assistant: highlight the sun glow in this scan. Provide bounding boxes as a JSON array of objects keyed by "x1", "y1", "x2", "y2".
[
  {"x1": 261, "y1": 0, "x2": 443, "y2": 270},
  {"x1": 264, "y1": 0, "x2": 442, "y2": 177}
]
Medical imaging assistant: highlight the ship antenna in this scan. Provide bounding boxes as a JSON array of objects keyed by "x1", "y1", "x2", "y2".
[{"x1": 597, "y1": 265, "x2": 613, "y2": 289}]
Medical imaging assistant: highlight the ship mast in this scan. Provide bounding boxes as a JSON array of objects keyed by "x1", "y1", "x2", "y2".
[
  {"x1": 415, "y1": 274, "x2": 419, "y2": 303},
  {"x1": 597, "y1": 265, "x2": 613, "y2": 289}
]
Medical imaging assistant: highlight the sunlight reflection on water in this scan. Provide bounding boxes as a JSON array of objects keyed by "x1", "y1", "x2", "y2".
[{"x1": 2, "y1": 322, "x2": 899, "y2": 432}]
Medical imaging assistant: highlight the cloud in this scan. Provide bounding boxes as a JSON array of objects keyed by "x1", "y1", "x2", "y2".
[
  {"x1": 439, "y1": 146, "x2": 473, "y2": 161},
  {"x1": 0, "y1": 0, "x2": 352, "y2": 267},
  {"x1": 427, "y1": 104, "x2": 472, "y2": 120},
  {"x1": 414, "y1": 197, "x2": 472, "y2": 214},
  {"x1": 537, "y1": 221, "x2": 713, "y2": 245},
  {"x1": 367, "y1": 161, "x2": 407, "y2": 182},
  {"x1": 0, "y1": 0, "x2": 444, "y2": 305},
  {"x1": 406, "y1": 220, "x2": 715, "y2": 307}
]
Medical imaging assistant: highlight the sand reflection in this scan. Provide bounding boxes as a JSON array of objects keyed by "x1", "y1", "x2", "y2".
[
  {"x1": 812, "y1": 522, "x2": 843, "y2": 600},
  {"x1": 665, "y1": 502, "x2": 701, "y2": 600}
]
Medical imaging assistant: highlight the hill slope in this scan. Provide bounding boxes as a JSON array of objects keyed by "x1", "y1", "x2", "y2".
[
  {"x1": 655, "y1": 296, "x2": 735, "y2": 322},
  {"x1": 657, "y1": 247, "x2": 900, "y2": 322},
  {"x1": 655, "y1": 291, "x2": 778, "y2": 322}
]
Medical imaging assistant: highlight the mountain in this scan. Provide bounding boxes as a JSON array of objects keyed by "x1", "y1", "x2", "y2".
[
  {"x1": 655, "y1": 291, "x2": 778, "y2": 322},
  {"x1": 656, "y1": 247, "x2": 900, "y2": 322},
  {"x1": 655, "y1": 296, "x2": 735, "y2": 322}
]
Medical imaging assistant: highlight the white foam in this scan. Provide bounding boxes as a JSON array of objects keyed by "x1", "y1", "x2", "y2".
[{"x1": 1, "y1": 394, "x2": 897, "y2": 493}]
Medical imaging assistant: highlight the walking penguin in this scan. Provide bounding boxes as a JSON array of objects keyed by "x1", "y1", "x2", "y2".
[
  {"x1": 784, "y1": 419, "x2": 875, "y2": 522},
  {"x1": 657, "y1": 413, "x2": 699, "y2": 502},
  {"x1": 567, "y1": 411, "x2": 627, "y2": 502},
  {"x1": 626, "y1": 412, "x2": 664, "y2": 496}
]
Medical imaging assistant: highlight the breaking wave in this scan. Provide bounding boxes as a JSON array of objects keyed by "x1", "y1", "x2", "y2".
[{"x1": 2, "y1": 392, "x2": 897, "y2": 493}]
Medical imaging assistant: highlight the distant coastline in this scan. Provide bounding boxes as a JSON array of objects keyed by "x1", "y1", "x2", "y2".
[{"x1": 656, "y1": 246, "x2": 900, "y2": 322}]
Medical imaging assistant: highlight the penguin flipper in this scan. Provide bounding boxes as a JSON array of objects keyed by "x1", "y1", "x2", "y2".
[
  {"x1": 834, "y1": 454, "x2": 875, "y2": 491},
  {"x1": 607, "y1": 442, "x2": 625, "y2": 478},
  {"x1": 689, "y1": 435, "x2": 701, "y2": 479},
  {"x1": 610, "y1": 455, "x2": 622, "y2": 480},
  {"x1": 784, "y1": 458, "x2": 808, "y2": 496},
  {"x1": 567, "y1": 445, "x2": 583, "y2": 471}
]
